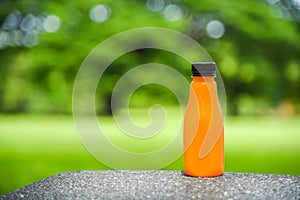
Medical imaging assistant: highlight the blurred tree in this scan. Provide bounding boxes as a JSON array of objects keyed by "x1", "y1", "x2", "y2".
[
  {"x1": 0, "y1": 0, "x2": 299, "y2": 115},
  {"x1": 184, "y1": 0, "x2": 300, "y2": 114}
]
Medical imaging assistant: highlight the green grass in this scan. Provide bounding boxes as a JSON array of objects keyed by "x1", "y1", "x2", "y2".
[{"x1": 0, "y1": 112, "x2": 299, "y2": 195}]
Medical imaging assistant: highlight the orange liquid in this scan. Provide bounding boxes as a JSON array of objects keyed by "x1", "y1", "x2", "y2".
[{"x1": 184, "y1": 76, "x2": 224, "y2": 177}]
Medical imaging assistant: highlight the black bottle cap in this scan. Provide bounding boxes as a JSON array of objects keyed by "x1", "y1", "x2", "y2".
[{"x1": 192, "y1": 62, "x2": 216, "y2": 76}]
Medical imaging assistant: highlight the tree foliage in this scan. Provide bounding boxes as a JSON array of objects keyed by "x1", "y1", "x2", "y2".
[{"x1": 0, "y1": 0, "x2": 299, "y2": 115}]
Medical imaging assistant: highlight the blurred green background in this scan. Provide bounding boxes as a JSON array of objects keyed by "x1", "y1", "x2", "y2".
[{"x1": 0, "y1": 0, "x2": 300, "y2": 196}]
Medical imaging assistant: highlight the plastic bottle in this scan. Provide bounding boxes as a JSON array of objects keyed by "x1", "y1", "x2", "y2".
[{"x1": 184, "y1": 62, "x2": 224, "y2": 177}]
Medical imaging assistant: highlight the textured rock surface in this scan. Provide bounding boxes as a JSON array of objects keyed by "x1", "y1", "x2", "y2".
[{"x1": 1, "y1": 170, "x2": 299, "y2": 200}]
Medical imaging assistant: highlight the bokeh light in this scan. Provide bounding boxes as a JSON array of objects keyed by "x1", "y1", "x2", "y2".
[
  {"x1": 3, "y1": 12, "x2": 21, "y2": 31},
  {"x1": 10, "y1": 30, "x2": 23, "y2": 46},
  {"x1": 22, "y1": 33, "x2": 38, "y2": 47},
  {"x1": 0, "y1": 10, "x2": 47, "y2": 48},
  {"x1": 163, "y1": 4, "x2": 183, "y2": 22},
  {"x1": 43, "y1": 15, "x2": 61, "y2": 33},
  {"x1": 206, "y1": 20, "x2": 225, "y2": 39},
  {"x1": 89, "y1": 4, "x2": 110, "y2": 23},
  {"x1": 0, "y1": 31, "x2": 10, "y2": 48},
  {"x1": 146, "y1": 0, "x2": 165, "y2": 12},
  {"x1": 20, "y1": 14, "x2": 36, "y2": 33}
]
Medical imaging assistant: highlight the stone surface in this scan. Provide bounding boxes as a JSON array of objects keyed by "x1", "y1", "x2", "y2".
[{"x1": 1, "y1": 170, "x2": 299, "y2": 200}]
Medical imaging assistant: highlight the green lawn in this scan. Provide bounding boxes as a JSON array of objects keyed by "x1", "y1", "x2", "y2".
[{"x1": 0, "y1": 113, "x2": 299, "y2": 195}]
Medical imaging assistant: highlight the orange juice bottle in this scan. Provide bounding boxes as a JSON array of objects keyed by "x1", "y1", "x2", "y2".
[{"x1": 184, "y1": 62, "x2": 224, "y2": 177}]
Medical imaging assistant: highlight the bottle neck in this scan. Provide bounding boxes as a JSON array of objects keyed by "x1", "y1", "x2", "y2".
[{"x1": 192, "y1": 76, "x2": 215, "y2": 83}]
